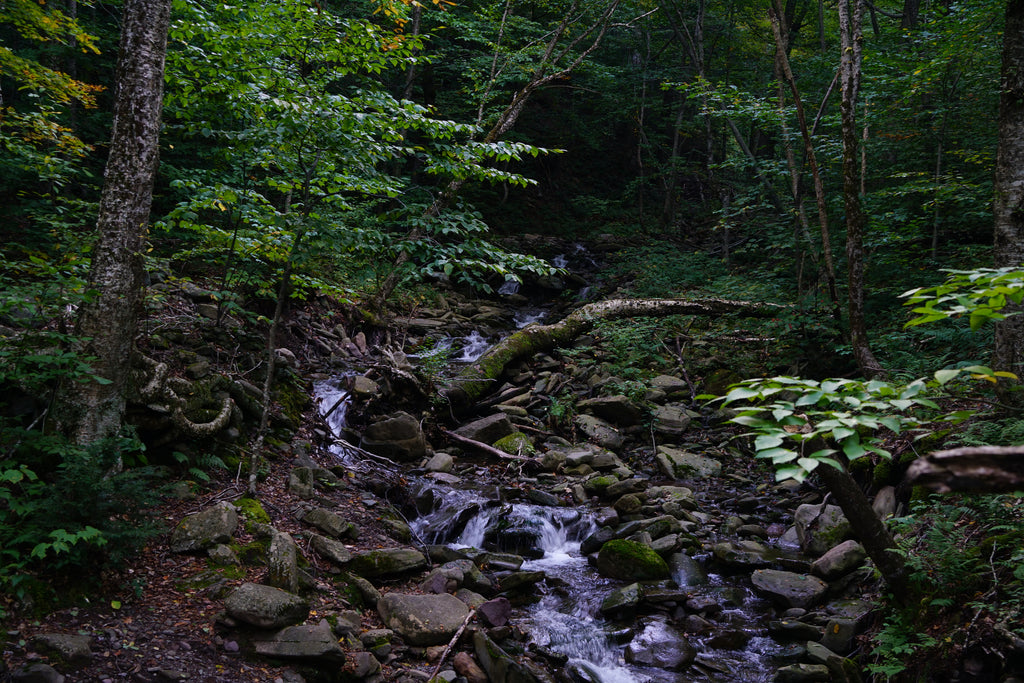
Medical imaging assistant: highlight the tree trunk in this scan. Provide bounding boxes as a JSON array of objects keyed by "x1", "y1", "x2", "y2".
[
  {"x1": 906, "y1": 445, "x2": 1024, "y2": 493},
  {"x1": 441, "y1": 297, "x2": 787, "y2": 411},
  {"x1": 814, "y1": 459, "x2": 908, "y2": 596},
  {"x1": 55, "y1": 0, "x2": 172, "y2": 447},
  {"x1": 838, "y1": 0, "x2": 885, "y2": 379},
  {"x1": 769, "y1": 2, "x2": 842, "y2": 318},
  {"x1": 994, "y1": 0, "x2": 1024, "y2": 401}
]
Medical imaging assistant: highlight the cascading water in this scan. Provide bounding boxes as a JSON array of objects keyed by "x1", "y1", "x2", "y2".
[{"x1": 456, "y1": 331, "x2": 491, "y2": 363}]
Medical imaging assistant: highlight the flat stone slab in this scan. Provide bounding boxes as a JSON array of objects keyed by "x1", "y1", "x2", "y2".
[
  {"x1": 253, "y1": 619, "x2": 345, "y2": 662},
  {"x1": 751, "y1": 569, "x2": 828, "y2": 609},
  {"x1": 378, "y1": 593, "x2": 470, "y2": 646}
]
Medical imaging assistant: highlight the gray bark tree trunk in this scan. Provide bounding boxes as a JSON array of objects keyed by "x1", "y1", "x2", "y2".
[
  {"x1": 838, "y1": 0, "x2": 885, "y2": 379},
  {"x1": 994, "y1": 0, "x2": 1024, "y2": 400},
  {"x1": 55, "y1": 0, "x2": 172, "y2": 447}
]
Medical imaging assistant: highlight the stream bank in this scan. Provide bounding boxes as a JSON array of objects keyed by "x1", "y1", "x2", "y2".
[{"x1": 0, "y1": 239, "x2": 900, "y2": 682}]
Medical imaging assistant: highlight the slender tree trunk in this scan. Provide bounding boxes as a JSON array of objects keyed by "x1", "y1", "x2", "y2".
[
  {"x1": 838, "y1": 0, "x2": 885, "y2": 379},
  {"x1": 994, "y1": 0, "x2": 1024, "y2": 400},
  {"x1": 769, "y1": 1, "x2": 842, "y2": 319},
  {"x1": 814, "y1": 456, "x2": 908, "y2": 596},
  {"x1": 55, "y1": 0, "x2": 172, "y2": 447}
]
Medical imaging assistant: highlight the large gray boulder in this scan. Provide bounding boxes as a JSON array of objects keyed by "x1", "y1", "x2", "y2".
[
  {"x1": 224, "y1": 583, "x2": 309, "y2": 629},
  {"x1": 655, "y1": 446, "x2": 721, "y2": 479},
  {"x1": 170, "y1": 501, "x2": 238, "y2": 553},
  {"x1": 453, "y1": 413, "x2": 515, "y2": 444},
  {"x1": 309, "y1": 533, "x2": 352, "y2": 566},
  {"x1": 810, "y1": 540, "x2": 867, "y2": 579},
  {"x1": 377, "y1": 593, "x2": 470, "y2": 646},
  {"x1": 624, "y1": 620, "x2": 696, "y2": 671},
  {"x1": 794, "y1": 504, "x2": 852, "y2": 555},
  {"x1": 348, "y1": 547, "x2": 428, "y2": 578},
  {"x1": 651, "y1": 405, "x2": 693, "y2": 436},
  {"x1": 577, "y1": 395, "x2": 644, "y2": 426},
  {"x1": 573, "y1": 414, "x2": 625, "y2": 450},
  {"x1": 359, "y1": 411, "x2": 428, "y2": 462},
  {"x1": 751, "y1": 569, "x2": 828, "y2": 609},
  {"x1": 266, "y1": 530, "x2": 300, "y2": 593},
  {"x1": 253, "y1": 619, "x2": 345, "y2": 663}
]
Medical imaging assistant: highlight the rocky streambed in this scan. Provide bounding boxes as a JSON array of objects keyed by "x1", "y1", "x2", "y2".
[{"x1": 2, "y1": 253, "x2": 890, "y2": 682}]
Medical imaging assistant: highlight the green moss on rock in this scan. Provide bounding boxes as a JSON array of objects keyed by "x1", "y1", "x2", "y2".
[
  {"x1": 596, "y1": 539, "x2": 670, "y2": 581},
  {"x1": 493, "y1": 432, "x2": 536, "y2": 456}
]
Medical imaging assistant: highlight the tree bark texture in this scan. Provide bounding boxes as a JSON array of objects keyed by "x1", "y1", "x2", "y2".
[
  {"x1": 58, "y1": 0, "x2": 172, "y2": 446},
  {"x1": 906, "y1": 445, "x2": 1024, "y2": 493},
  {"x1": 995, "y1": 0, "x2": 1024, "y2": 400},
  {"x1": 838, "y1": 0, "x2": 885, "y2": 379},
  {"x1": 441, "y1": 297, "x2": 786, "y2": 412}
]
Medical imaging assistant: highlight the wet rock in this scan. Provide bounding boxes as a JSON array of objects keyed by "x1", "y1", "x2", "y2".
[
  {"x1": 496, "y1": 570, "x2": 546, "y2": 593},
  {"x1": 597, "y1": 539, "x2": 670, "y2": 581},
  {"x1": 773, "y1": 662, "x2": 831, "y2": 682},
  {"x1": 347, "y1": 547, "x2": 428, "y2": 579},
  {"x1": 624, "y1": 620, "x2": 696, "y2": 671},
  {"x1": 751, "y1": 569, "x2": 828, "y2": 609},
  {"x1": 170, "y1": 501, "x2": 238, "y2": 553},
  {"x1": 266, "y1": 530, "x2": 300, "y2": 593},
  {"x1": 669, "y1": 552, "x2": 707, "y2": 586},
  {"x1": 301, "y1": 507, "x2": 358, "y2": 540},
  {"x1": 478, "y1": 597, "x2": 512, "y2": 627},
  {"x1": 613, "y1": 493, "x2": 643, "y2": 515},
  {"x1": 11, "y1": 663, "x2": 65, "y2": 683},
  {"x1": 525, "y1": 488, "x2": 561, "y2": 506},
  {"x1": 473, "y1": 631, "x2": 538, "y2": 683},
  {"x1": 378, "y1": 593, "x2": 470, "y2": 646},
  {"x1": 454, "y1": 413, "x2": 515, "y2": 444},
  {"x1": 309, "y1": 533, "x2": 352, "y2": 566},
  {"x1": 224, "y1": 583, "x2": 309, "y2": 629},
  {"x1": 359, "y1": 411, "x2": 428, "y2": 462},
  {"x1": 29, "y1": 633, "x2": 92, "y2": 669},
  {"x1": 768, "y1": 619, "x2": 823, "y2": 642},
  {"x1": 599, "y1": 583, "x2": 642, "y2": 618},
  {"x1": 651, "y1": 405, "x2": 693, "y2": 436},
  {"x1": 581, "y1": 526, "x2": 615, "y2": 555},
  {"x1": 820, "y1": 618, "x2": 859, "y2": 655},
  {"x1": 253, "y1": 619, "x2": 345, "y2": 663},
  {"x1": 711, "y1": 540, "x2": 773, "y2": 569},
  {"x1": 577, "y1": 395, "x2": 644, "y2": 426},
  {"x1": 350, "y1": 374, "x2": 379, "y2": 397},
  {"x1": 573, "y1": 414, "x2": 625, "y2": 449},
  {"x1": 425, "y1": 452, "x2": 455, "y2": 473},
  {"x1": 810, "y1": 540, "x2": 866, "y2": 579},
  {"x1": 454, "y1": 651, "x2": 488, "y2": 683},
  {"x1": 655, "y1": 446, "x2": 722, "y2": 479},
  {"x1": 794, "y1": 504, "x2": 851, "y2": 556},
  {"x1": 605, "y1": 477, "x2": 647, "y2": 498}
]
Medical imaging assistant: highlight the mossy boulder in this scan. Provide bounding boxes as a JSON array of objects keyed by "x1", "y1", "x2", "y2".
[
  {"x1": 493, "y1": 432, "x2": 536, "y2": 456},
  {"x1": 596, "y1": 539, "x2": 670, "y2": 581}
]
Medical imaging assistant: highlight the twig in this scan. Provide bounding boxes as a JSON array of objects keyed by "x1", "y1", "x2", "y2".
[
  {"x1": 428, "y1": 608, "x2": 477, "y2": 681},
  {"x1": 442, "y1": 429, "x2": 532, "y2": 461}
]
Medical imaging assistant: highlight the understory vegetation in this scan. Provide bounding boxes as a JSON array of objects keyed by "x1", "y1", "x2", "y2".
[{"x1": 3, "y1": 0, "x2": 1024, "y2": 678}]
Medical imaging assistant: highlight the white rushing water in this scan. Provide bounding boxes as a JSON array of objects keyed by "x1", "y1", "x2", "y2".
[
  {"x1": 456, "y1": 331, "x2": 491, "y2": 363},
  {"x1": 314, "y1": 376, "x2": 356, "y2": 463}
]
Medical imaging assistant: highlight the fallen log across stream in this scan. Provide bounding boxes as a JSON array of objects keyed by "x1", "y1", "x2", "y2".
[
  {"x1": 440, "y1": 296, "x2": 788, "y2": 412},
  {"x1": 905, "y1": 445, "x2": 1024, "y2": 493}
]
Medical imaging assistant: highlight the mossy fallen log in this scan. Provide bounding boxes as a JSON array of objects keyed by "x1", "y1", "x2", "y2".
[{"x1": 440, "y1": 297, "x2": 787, "y2": 412}]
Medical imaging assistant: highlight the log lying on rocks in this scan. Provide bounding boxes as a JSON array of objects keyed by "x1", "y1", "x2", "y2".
[
  {"x1": 440, "y1": 297, "x2": 787, "y2": 412},
  {"x1": 905, "y1": 446, "x2": 1024, "y2": 493}
]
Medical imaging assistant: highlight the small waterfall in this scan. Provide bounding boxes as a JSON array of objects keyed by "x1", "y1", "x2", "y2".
[
  {"x1": 456, "y1": 331, "x2": 491, "y2": 363},
  {"x1": 314, "y1": 376, "x2": 355, "y2": 463},
  {"x1": 551, "y1": 253, "x2": 569, "y2": 269},
  {"x1": 513, "y1": 309, "x2": 546, "y2": 328},
  {"x1": 498, "y1": 278, "x2": 521, "y2": 295}
]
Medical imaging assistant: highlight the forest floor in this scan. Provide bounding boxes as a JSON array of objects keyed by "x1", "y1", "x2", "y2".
[{"x1": 0, "y1": 296, "x2": 431, "y2": 683}]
